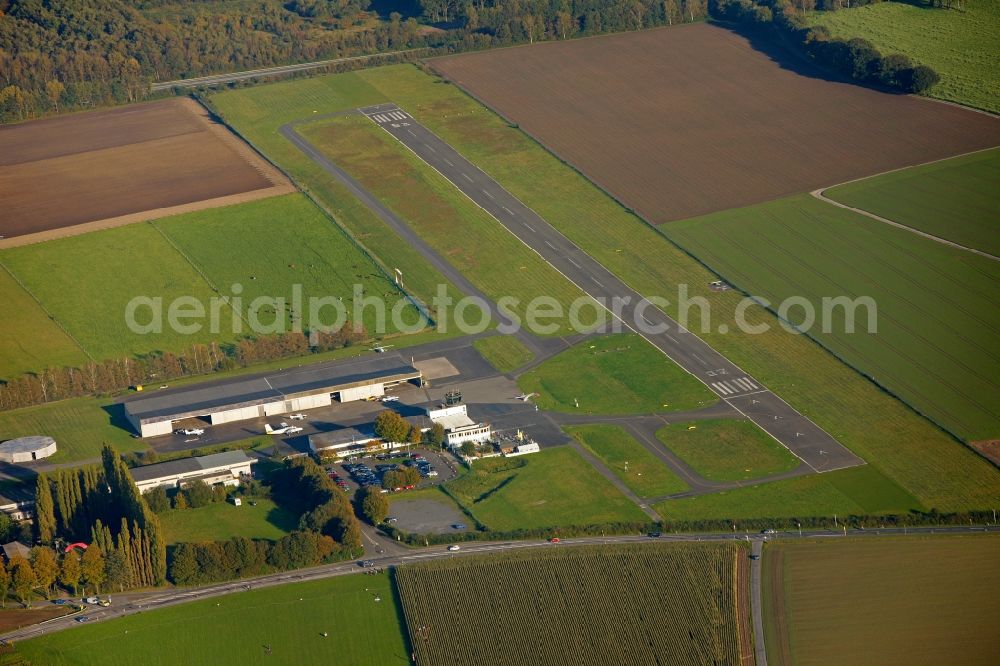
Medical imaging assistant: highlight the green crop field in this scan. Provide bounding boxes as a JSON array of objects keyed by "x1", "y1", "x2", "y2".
[
  {"x1": 518, "y1": 334, "x2": 716, "y2": 414},
  {"x1": 657, "y1": 420, "x2": 801, "y2": 482},
  {"x1": 473, "y1": 334, "x2": 534, "y2": 373},
  {"x1": 810, "y1": 0, "x2": 1000, "y2": 113},
  {"x1": 656, "y1": 465, "x2": 921, "y2": 522},
  {"x1": 445, "y1": 447, "x2": 647, "y2": 531},
  {"x1": 666, "y1": 193, "x2": 1000, "y2": 442},
  {"x1": 155, "y1": 194, "x2": 420, "y2": 336},
  {"x1": 159, "y1": 498, "x2": 298, "y2": 544},
  {"x1": 13, "y1": 573, "x2": 409, "y2": 665},
  {"x1": 0, "y1": 396, "x2": 144, "y2": 463},
  {"x1": 825, "y1": 148, "x2": 1000, "y2": 256},
  {"x1": 566, "y1": 424, "x2": 689, "y2": 498},
  {"x1": 210, "y1": 64, "x2": 1000, "y2": 514},
  {"x1": 297, "y1": 115, "x2": 589, "y2": 333},
  {"x1": 763, "y1": 535, "x2": 1000, "y2": 665},
  {"x1": 395, "y1": 542, "x2": 749, "y2": 666},
  {"x1": 0, "y1": 223, "x2": 234, "y2": 361},
  {"x1": 0, "y1": 267, "x2": 88, "y2": 381}
]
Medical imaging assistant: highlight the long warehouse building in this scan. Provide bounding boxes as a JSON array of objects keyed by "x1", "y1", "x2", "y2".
[{"x1": 123, "y1": 356, "x2": 422, "y2": 437}]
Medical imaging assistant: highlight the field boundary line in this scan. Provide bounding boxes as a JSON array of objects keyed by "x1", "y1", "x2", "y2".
[
  {"x1": 0, "y1": 259, "x2": 94, "y2": 363},
  {"x1": 434, "y1": 76, "x2": 993, "y2": 451},
  {"x1": 195, "y1": 95, "x2": 436, "y2": 327}
]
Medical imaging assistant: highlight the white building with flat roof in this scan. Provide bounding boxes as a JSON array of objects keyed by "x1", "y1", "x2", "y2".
[
  {"x1": 428, "y1": 405, "x2": 491, "y2": 447},
  {"x1": 0, "y1": 436, "x2": 57, "y2": 463},
  {"x1": 129, "y1": 450, "x2": 256, "y2": 493}
]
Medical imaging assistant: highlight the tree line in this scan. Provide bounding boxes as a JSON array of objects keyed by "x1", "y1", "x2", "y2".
[
  {"x1": 0, "y1": 325, "x2": 368, "y2": 413},
  {"x1": 710, "y1": 0, "x2": 940, "y2": 92},
  {"x1": 169, "y1": 457, "x2": 363, "y2": 586},
  {"x1": 31, "y1": 444, "x2": 167, "y2": 595},
  {"x1": 0, "y1": 543, "x2": 108, "y2": 606},
  {"x1": 0, "y1": 0, "x2": 709, "y2": 123}
]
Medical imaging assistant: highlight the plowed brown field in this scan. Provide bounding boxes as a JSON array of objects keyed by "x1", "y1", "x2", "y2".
[
  {"x1": 0, "y1": 98, "x2": 293, "y2": 242},
  {"x1": 431, "y1": 23, "x2": 1000, "y2": 223}
]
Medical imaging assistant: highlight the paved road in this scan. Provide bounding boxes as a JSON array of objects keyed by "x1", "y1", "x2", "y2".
[
  {"x1": 150, "y1": 49, "x2": 428, "y2": 91},
  {"x1": 750, "y1": 539, "x2": 767, "y2": 666},
  {"x1": 6, "y1": 525, "x2": 995, "y2": 647},
  {"x1": 356, "y1": 104, "x2": 863, "y2": 474}
]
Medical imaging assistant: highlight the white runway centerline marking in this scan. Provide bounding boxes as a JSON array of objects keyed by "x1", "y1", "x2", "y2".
[
  {"x1": 591, "y1": 276, "x2": 604, "y2": 288},
  {"x1": 461, "y1": 173, "x2": 474, "y2": 182},
  {"x1": 443, "y1": 158, "x2": 454, "y2": 166},
  {"x1": 482, "y1": 189, "x2": 495, "y2": 199},
  {"x1": 406, "y1": 129, "x2": 416, "y2": 137},
  {"x1": 502, "y1": 206, "x2": 514, "y2": 215},
  {"x1": 426, "y1": 145, "x2": 436, "y2": 153},
  {"x1": 545, "y1": 240, "x2": 556, "y2": 249},
  {"x1": 568, "y1": 257, "x2": 581, "y2": 268},
  {"x1": 523, "y1": 222, "x2": 535, "y2": 232}
]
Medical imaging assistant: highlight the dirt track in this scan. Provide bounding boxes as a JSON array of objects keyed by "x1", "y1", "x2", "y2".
[
  {"x1": 0, "y1": 98, "x2": 293, "y2": 243},
  {"x1": 431, "y1": 23, "x2": 1000, "y2": 223}
]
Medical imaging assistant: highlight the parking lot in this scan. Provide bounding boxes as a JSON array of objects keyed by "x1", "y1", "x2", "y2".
[
  {"x1": 326, "y1": 448, "x2": 459, "y2": 496},
  {"x1": 389, "y1": 497, "x2": 472, "y2": 535}
]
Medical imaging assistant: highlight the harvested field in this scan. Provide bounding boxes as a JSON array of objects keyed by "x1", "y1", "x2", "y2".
[
  {"x1": 0, "y1": 97, "x2": 293, "y2": 244},
  {"x1": 430, "y1": 23, "x2": 1000, "y2": 223}
]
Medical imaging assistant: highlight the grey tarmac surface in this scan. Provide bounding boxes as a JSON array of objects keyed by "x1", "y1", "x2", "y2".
[{"x1": 353, "y1": 104, "x2": 863, "y2": 474}]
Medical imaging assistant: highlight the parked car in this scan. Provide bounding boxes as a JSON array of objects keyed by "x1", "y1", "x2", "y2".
[
  {"x1": 75, "y1": 616, "x2": 92, "y2": 623},
  {"x1": 359, "y1": 560, "x2": 375, "y2": 568},
  {"x1": 761, "y1": 528, "x2": 776, "y2": 535},
  {"x1": 548, "y1": 537, "x2": 561, "y2": 543},
  {"x1": 647, "y1": 531, "x2": 662, "y2": 538},
  {"x1": 451, "y1": 523, "x2": 466, "y2": 530},
  {"x1": 83, "y1": 597, "x2": 99, "y2": 605},
  {"x1": 447, "y1": 545, "x2": 461, "y2": 551}
]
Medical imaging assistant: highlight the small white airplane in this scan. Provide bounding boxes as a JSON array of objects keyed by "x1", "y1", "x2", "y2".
[
  {"x1": 370, "y1": 345, "x2": 394, "y2": 353},
  {"x1": 287, "y1": 413, "x2": 307, "y2": 420},
  {"x1": 514, "y1": 393, "x2": 539, "y2": 402},
  {"x1": 176, "y1": 428, "x2": 205, "y2": 436},
  {"x1": 265, "y1": 422, "x2": 304, "y2": 435},
  {"x1": 379, "y1": 395, "x2": 400, "y2": 403}
]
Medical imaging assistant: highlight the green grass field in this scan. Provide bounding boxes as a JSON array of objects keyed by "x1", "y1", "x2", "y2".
[
  {"x1": 445, "y1": 447, "x2": 648, "y2": 531},
  {"x1": 298, "y1": 115, "x2": 589, "y2": 333},
  {"x1": 0, "y1": 224, "x2": 232, "y2": 361},
  {"x1": 518, "y1": 334, "x2": 716, "y2": 414},
  {"x1": 665, "y1": 193, "x2": 1000, "y2": 442},
  {"x1": 655, "y1": 465, "x2": 921, "y2": 522},
  {"x1": 159, "y1": 498, "x2": 298, "y2": 544},
  {"x1": 208, "y1": 73, "x2": 467, "y2": 320},
  {"x1": 14, "y1": 573, "x2": 409, "y2": 665},
  {"x1": 825, "y1": 148, "x2": 1000, "y2": 256},
  {"x1": 810, "y1": 0, "x2": 1000, "y2": 112},
  {"x1": 656, "y1": 420, "x2": 800, "y2": 482},
  {"x1": 565, "y1": 424, "x2": 689, "y2": 498},
  {"x1": 0, "y1": 267, "x2": 88, "y2": 381},
  {"x1": 0, "y1": 396, "x2": 144, "y2": 463},
  {"x1": 395, "y1": 542, "x2": 747, "y2": 666},
  {"x1": 155, "y1": 193, "x2": 419, "y2": 335},
  {"x1": 210, "y1": 64, "x2": 1000, "y2": 514},
  {"x1": 763, "y1": 535, "x2": 1000, "y2": 665},
  {"x1": 472, "y1": 335, "x2": 534, "y2": 373}
]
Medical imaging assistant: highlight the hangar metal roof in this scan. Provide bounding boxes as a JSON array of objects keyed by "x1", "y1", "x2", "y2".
[{"x1": 123, "y1": 356, "x2": 421, "y2": 425}]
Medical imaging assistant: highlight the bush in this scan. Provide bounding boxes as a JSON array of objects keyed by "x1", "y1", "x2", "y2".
[
  {"x1": 144, "y1": 486, "x2": 170, "y2": 513},
  {"x1": 183, "y1": 480, "x2": 214, "y2": 508}
]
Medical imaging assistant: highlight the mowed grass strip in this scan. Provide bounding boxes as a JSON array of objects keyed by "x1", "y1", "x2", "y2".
[
  {"x1": 655, "y1": 465, "x2": 921, "y2": 522},
  {"x1": 825, "y1": 148, "x2": 1000, "y2": 256},
  {"x1": 395, "y1": 542, "x2": 748, "y2": 666},
  {"x1": 446, "y1": 447, "x2": 648, "y2": 531},
  {"x1": 0, "y1": 266, "x2": 88, "y2": 380},
  {"x1": 207, "y1": 74, "x2": 466, "y2": 318},
  {"x1": 155, "y1": 193, "x2": 419, "y2": 336},
  {"x1": 566, "y1": 424, "x2": 688, "y2": 498},
  {"x1": 16, "y1": 573, "x2": 410, "y2": 666},
  {"x1": 0, "y1": 396, "x2": 145, "y2": 463},
  {"x1": 666, "y1": 194, "x2": 1000, "y2": 442},
  {"x1": 1, "y1": 223, "x2": 234, "y2": 360},
  {"x1": 298, "y1": 115, "x2": 589, "y2": 332},
  {"x1": 518, "y1": 334, "x2": 716, "y2": 414},
  {"x1": 473, "y1": 334, "x2": 534, "y2": 373},
  {"x1": 656, "y1": 420, "x2": 800, "y2": 482},
  {"x1": 810, "y1": 1, "x2": 1000, "y2": 113},
  {"x1": 763, "y1": 535, "x2": 1000, "y2": 666},
  {"x1": 348, "y1": 64, "x2": 1000, "y2": 512},
  {"x1": 159, "y1": 498, "x2": 299, "y2": 545}
]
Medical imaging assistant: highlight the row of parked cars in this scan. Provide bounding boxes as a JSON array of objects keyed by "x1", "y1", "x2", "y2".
[{"x1": 405, "y1": 454, "x2": 438, "y2": 478}]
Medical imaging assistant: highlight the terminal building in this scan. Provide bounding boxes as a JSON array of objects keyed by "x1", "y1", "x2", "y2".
[
  {"x1": 308, "y1": 415, "x2": 427, "y2": 459},
  {"x1": 123, "y1": 357, "x2": 422, "y2": 438},
  {"x1": 428, "y1": 405, "x2": 491, "y2": 447},
  {"x1": 129, "y1": 450, "x2": 257, "y2": 494}
]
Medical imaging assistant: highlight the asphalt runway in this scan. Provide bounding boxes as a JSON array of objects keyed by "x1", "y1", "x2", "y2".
[{"x1": 358, "y1": 104, "x2": 863, "y2": 473}]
